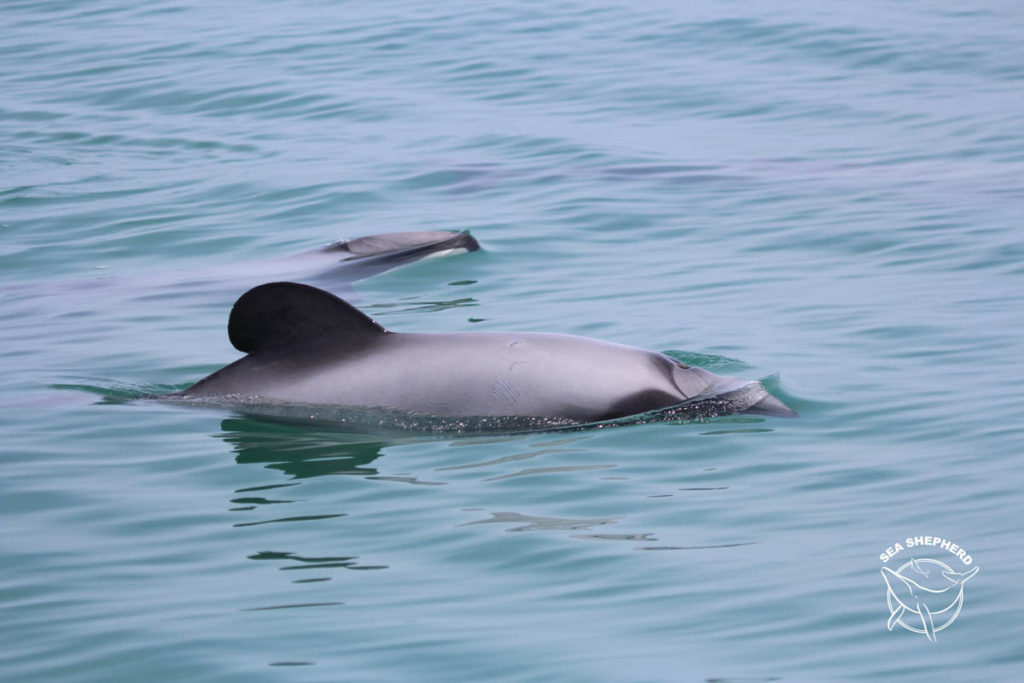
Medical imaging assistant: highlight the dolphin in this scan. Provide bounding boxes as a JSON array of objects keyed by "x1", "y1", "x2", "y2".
[
  {"x1": 177, "y1": 281, "x2": 796, "y2": 431},
  {"x1": 881, "y1": 564, "x2": 979, "y2": 641},
  {"x1": 303, "y1": 229, "x2": 480, "y2": 284},
  {"x1": 1, "y1": 229, "x2": 480, "y2": 319},
  {"x1": 246, "y1": 229, "x2": 480, "y2": 289}
]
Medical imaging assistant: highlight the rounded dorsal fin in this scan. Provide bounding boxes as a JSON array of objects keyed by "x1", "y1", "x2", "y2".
[{"x1": 228, "y1": 282, "x2": 386, "y2": 355}]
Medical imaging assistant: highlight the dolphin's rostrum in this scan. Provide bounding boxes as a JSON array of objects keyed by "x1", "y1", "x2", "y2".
[{"x1": 179, "y1": 281, "x2": 796, "y2": 431}]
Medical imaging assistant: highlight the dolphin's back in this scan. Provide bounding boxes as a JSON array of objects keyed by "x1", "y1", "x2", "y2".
[
  {"x1": 182, "y1": 282, "x2": 796, "y2": 423},
  {"x1": 330, "y1": 331, "x2": 685, "y2": 420},
  {"x1": 186, "y1": 332, "x2": 685, "y2": 421}
]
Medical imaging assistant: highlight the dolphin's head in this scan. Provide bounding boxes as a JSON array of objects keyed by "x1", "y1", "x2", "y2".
[
  {"x1": 670, "y1": 364, "x2": 798, "y2": 418},
  {"x1": 882, "y1": 566, "x2": 924, "y2": 604},
  {"x1": 743, "y1": 391, "x2": 799, "y2": 418}
]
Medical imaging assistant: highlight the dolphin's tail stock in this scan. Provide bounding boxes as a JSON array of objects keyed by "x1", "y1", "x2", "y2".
[{"x1": 314, "y1": 230, "x2": 480, "y2": 282}]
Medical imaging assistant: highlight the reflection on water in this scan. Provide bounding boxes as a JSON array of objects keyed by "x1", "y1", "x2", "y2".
[
  {"x1": 483, "y1": 463, "x2": 615, "y2": 482},
  {"x1": 365, "y1": 296, "x2": 479, "y2": 314},
  {"x1": 439, "y1": 433, "x2": 591, "y2": 470},
  {"x1": 219, "y1": 417, "x2": 388, "y2": 479},
  {"x1": 460, "y1": 511, "x2": 620, "y2": 533},
  {"x1": 460, "y1": 511, "x2": 672, "y2": 548},
  {"x1": 242, "y1": 601, "x2": 345, "y2": 612},
  {"x1": 218, "y1": 417, "x2": 400, "y2": 576},
  {"x1": 248, "y1": 550, "x2": 386, "y2": 572},
  {"x1": 233, "y1": 513, "x2": 346, "y2": 529},
  {"x1": 215, "y1": 412, "x2": 760, "y2": 589},
  {"x1": 634, "y1": 542, "x2": 760, "y2": 551}
]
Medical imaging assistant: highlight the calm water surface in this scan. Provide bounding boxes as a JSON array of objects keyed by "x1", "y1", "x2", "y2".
[{"x1": 2, "y1": 1, "x2": 1023, "y2": 680}]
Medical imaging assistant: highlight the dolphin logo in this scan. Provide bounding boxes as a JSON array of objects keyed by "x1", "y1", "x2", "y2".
[{"x1": 880, "y1": 559, "x2": 978, "y2": 641}]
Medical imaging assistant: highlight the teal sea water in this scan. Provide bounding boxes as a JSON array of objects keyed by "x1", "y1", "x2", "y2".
[{"x1": 3, "y1": 1, "x2": 1023, "y2": 680}]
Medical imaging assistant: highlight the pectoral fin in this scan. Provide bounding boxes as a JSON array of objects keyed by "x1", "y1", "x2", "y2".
[
  {"x1": 920, "y1": 603, "x2": 937, "y2": 642},
  {"x1": 887, "y1": 604, "x2": 905, "y2": 631}
]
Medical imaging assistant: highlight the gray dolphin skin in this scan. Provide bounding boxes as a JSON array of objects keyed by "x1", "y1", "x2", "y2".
[
  {"x1": 179, "y1": 281, "x2": 797, "y2": 431},
  {"x1": 286, "y1": 229, "x2": 481, "y2": 288}
]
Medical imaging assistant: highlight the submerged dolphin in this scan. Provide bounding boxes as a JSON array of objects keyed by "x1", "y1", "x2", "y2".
[
  {"x1": 0, "y1": 229, "x2": 480, "y2": 319},
  {"x1": 881, "y1": 564, "x2": 979, "y2": 641},
  {"x1": 178, "y1": 282, "x2": 796, "y2": 431},
  {"x1": 261, "y1": 229, "x2": 480, "y2": 288}
]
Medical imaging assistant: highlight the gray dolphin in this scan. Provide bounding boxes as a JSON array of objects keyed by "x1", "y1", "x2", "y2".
[
  {"x1": 252, "y1": 229, "x2": 480, "y2": 289},
  {"x1": 881, "y1": 563, "x2": 979, "y2": 641},
  {"x1": 178, "y1": 282, "x2": 796, "y2": 431}
]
